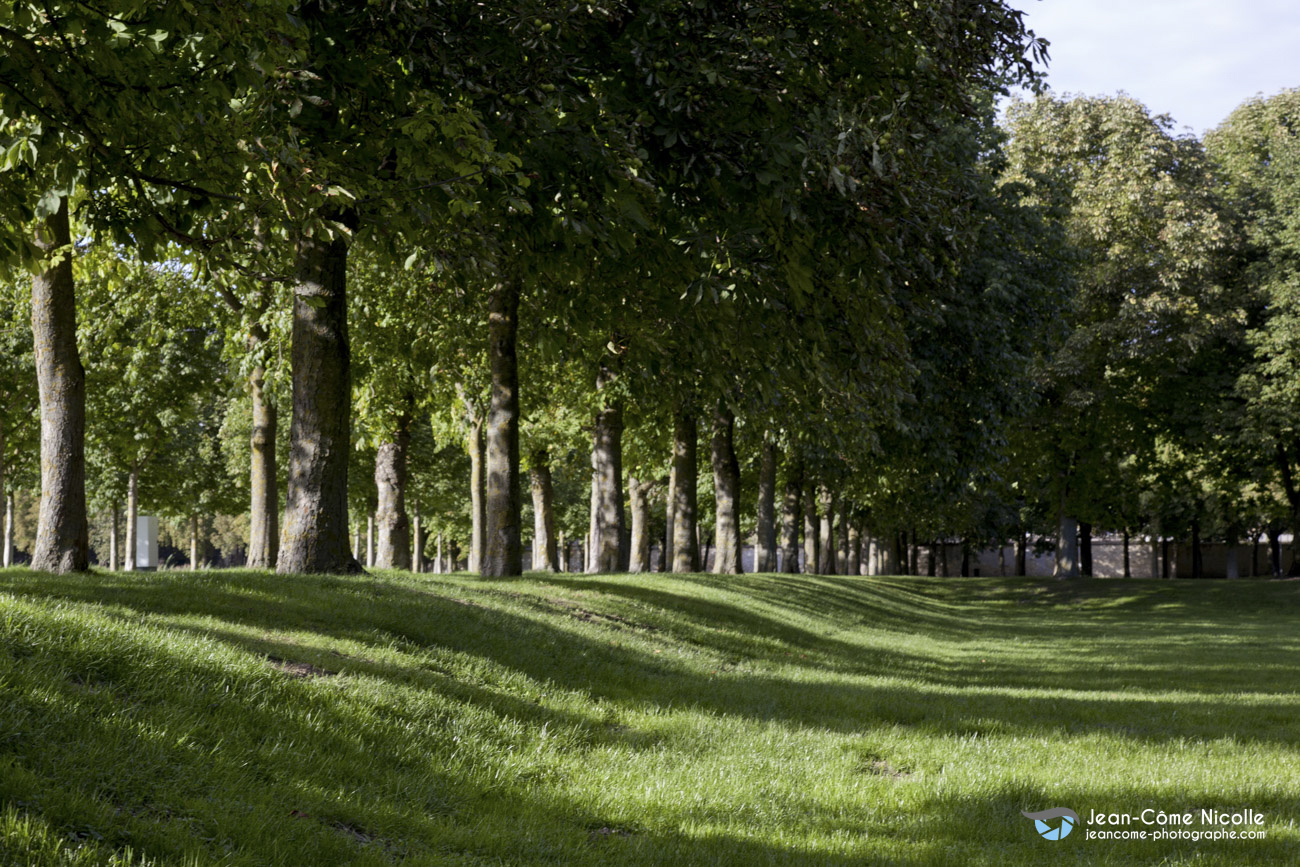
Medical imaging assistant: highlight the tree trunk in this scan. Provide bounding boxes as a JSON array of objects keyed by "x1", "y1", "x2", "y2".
[
  {"x1": 1123, "y1": 528, "x2": 1131, "y2": 578},
  {"x1": 1252, "y1": 530, "x2": 1260, "y2": 578},
  {"x1": 909, "y1": 527, "x2": 919, "y2": 576},
  {"x1": 277, "y1": 227, "x2": 362, "y2": 574},
  {"x1": 941, "y1": 538, "x2": 950, "y2": 577},
  {"x1": 1079, "y1": 521, "x2": 1093, "y2": 577},
  {"x1": 930, "y1": 541, "x2": 939, "y2": 577},
  {"x1": 413, "y1": 507, "x2": 424, "y2": 573},
  {"x1": 1015, "y1": 530, "x2": 1026, "y2": 576},
  {"x1": 779, "y1": 458, "x2": 802, "y2": 573},
  {"x1": 1225, "y1": 527, "x2": 1239, "y2": 580},
  {"x1": 711, "y1": 403, "x2": 742, "y2": 575},
  {"x1": 374, "y1": 411, "x2": 412, "y2": 570},
  {"x1": 189, "y1": 514, "x2": 199, "y2": 571},
  {"x1": 483, "y1": 281, "x2": 522, "y2": 576},
  {"x1": 30, "y1": 198, "x2": 88, "y2": 573},
  {"x1": 803, "y1": 479, "x2": 819, "y2": 574},
  {"x1": 754, "y1": 441, "x2": 778, "y2": 572},
  {"x1": 961, "y1": 542, "x2": 970, "y2": 577},
  {"x1": 1164, "y1": 535, "x2": 1173, "y2": 579},
  {"x1": 435, "y1": 531, "x2": 443, "y2": 574},
  {"x1": 1056, "y1": 513, "x2": 1079, "y2": 579},
  {"x1": 629, "y1": 476, "x2": 653, "y2": 573},
  {"x1": 3, "y1": 491, "x2": 14, "y2": 567},
  {"x1": 670, "y1": 406, "x2": 699, "y2": 573},
  {"x1": 247, "y1": 365, "x2": 279, "y2": 569},
  {"x1": 589, "y1": 364, "x2": 625, "y2": 573},
  {"x1": 125, "y1": 466, "x2": 139, "y2": 571},
  {"x1": 366, "y1": 513, "x2": 375, "y2": 567},
  {"x1": 1191, "y1": 519, "x2": 1203, "y2": 580},
  {"x1": 817, "y1": 486, "x2": 835, "y2": 575},
  {"x1": 530, "y1": 451, "x2": 558, "y2": 572},
  {"x1": 108, "y1": 501, "x2": 119, "y2": 571},
  {"x1": 467, "y1": 413, "x2": 486, "y2": 573},
  {"x1": 847, "y1": 520, "x2": 861, "y2": 576}
]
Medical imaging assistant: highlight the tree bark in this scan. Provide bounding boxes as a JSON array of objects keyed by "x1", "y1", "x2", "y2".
[
  {"x1": 847, "y1": 519, "x2": 861, "y2": 576},
  {"x1": 1056, "y1": 513, "x2": 1079, "y2": 579},
  {"x1": 467, "y1": 412, "x2": 486, "y2": 573},
  {"x1": 817, "y1": 486, "x2": 835, "y2": 575},
  {"x1": 588, "y1": 363, "x2": 625, "y2": 573},
  {"x1": 125, "y1": 466, "x2": 139, "y2": 571},
  {"x1": 1123, "y1": 528, "x2": 1131, "y2": 578},
  {"x1": 374, "y1": 410, "x2": 412, "y2": 570},
  {"x1": 435, "y1": 531, "x2": 443, "y2": 574},
  {"x1": 802, "y1": 479, "x2": 819, "y2": 574},
  {"x1": 5, "y1": 491, "x2": 16, "y2": 568},
  {"x1": 1079, "y1": 521, "x2": 1093, "y2": 577},
  {"x1": 366, "y1": 513, "x2": 375, "y2": 567},
  {"x1": 711, "y1": 403, "x2": 742, "y2": 575},
  {"x1": 189, "y1": 514, "x2": 199, "y2": 571},
  {"x1": 483, "y1": 281, "x2": 522, "y2": 576},
  {"x1": 247, "y1": 364, "x2": 279, "y2": 569},
  {"x1": 108, "y1": 501, "x2": 119, "y2": 571},
  {"x1": 837, "y1": 514, "x2": 850, "y2": 574},
  {"x1": 629, "y1": 476, "x2": 653, "y2": 573},
  {"x1": 412, "y1": 506, "x2": 424, "y2": 573},
  {"x1": 1191, "y1": 519, "x2": 1203, "y2": 580},
  {"x1": 530, "y1": 451, "x2": 558, "y2": 572},
  {"x1": 754, "y1": 440, "x2": 778, "y2": 572},
  {"x1": 277, "y1": 227, "x2": 362, "y2": 574},
  {"x1": 670, "y1": 406, "x2": 699, "y2": 573},
  {"x1": 779, "y1": 457, "x2": 802, "y2": 573},
  {"x1": 30, "y1": 198, "x2": 88, "y2": 573},
  {"x1": 1015, "y1": 530, "x2": 1026, "y2": 576}
]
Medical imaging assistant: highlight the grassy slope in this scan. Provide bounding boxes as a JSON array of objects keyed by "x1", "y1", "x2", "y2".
[{"x1": 0, "y1": 568, "x2": 1298, "y2": 866}]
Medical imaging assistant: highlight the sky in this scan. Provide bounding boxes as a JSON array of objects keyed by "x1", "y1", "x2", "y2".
[{"x1": 1016, "y1": 0, "x2": 1300, "y2": 136}]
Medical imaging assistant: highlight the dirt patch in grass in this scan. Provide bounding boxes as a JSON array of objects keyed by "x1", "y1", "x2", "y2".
[
  {"x1": 544, "y1": 597, "x2": 657, "y2": 631},
  {"x1": 266, "y1": 655, "x2": 336, "y2": 678}
]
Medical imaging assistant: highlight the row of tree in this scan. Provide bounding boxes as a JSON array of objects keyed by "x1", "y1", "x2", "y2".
[{"x1": 2, "y1": 4, "x2": 1297, "y2": 581}]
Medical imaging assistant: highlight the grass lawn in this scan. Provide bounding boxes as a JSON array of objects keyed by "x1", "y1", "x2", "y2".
[{"x1": 1, "y1": 567, "x2": 1298, "y2": 865}]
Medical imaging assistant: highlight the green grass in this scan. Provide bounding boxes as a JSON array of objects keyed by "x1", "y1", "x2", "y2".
[{"x1": 1, "y1": 567, "x2": 1298, "y2": 865}]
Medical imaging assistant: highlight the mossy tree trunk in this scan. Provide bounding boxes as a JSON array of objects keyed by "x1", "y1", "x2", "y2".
[
  {"x1": 670, "y1": 406, "x2": 700, "y2": 573},
  {"x1": 711, "y1": 403, "x2": 742, "y2": 575},
  {"x1": 374, "y1": 408, "x2": 412, "y2": 570},
  {"x1": 30, "y1": 198, "x2": 88, "y2": 573},
  {"x1": 247, "y1": 362, "x2": 279, "y2": 569},
  {"x1": 588, "y1": 364, "x2": 625, "y2": 573},
  {"x1": 530, "y1": 450, "x2": 558, "y2": 572},
  {"x1": 483, "y1": 281, "x2": 522, "y2": 577},
  {"x1": 278, "y1": 228, "x2": 363, "y2": 574},
  {"x1": 754, "y1": 441, "x2": 777, "y2": 572},
  {"x1": 779, "y1": 458, "x2": 802, "y2": 573},
  {"x1": 629, "y1": 476, "x2": 654, "y2": 573}
]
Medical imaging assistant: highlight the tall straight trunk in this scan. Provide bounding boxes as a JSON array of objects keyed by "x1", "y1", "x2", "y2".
[
  {"x1": 1191, "y1": 519, "x2": 1203, "y2": 579},
  {"x1": 997, "y1": 543, "x2": 1005, "y2": 577},
  {"x1": 366, "y1": 513, "x2": 375, "y2": 568},
  {"x1": 1016, "y1": 530, "x2": 1026, "y2": 576},
  {"x1": 1056, "y1": 513, "x2": 1079, "y2": 579},
  {"x1": 670, "y1": 406, "x2": 699, "y2": 573},
  {"x1": 817, "y1": 486, "x2": 835, "y2": 575},
  {"x1": 909, "y1": 527, "x2": 919, "y2": 576},
  {"x1": 961, "y1": 541, "x2": 971, "y2": 577},
  {"x1": 779, "y1": 458, "x2": 802, "y2": 573},
  {"x1": 754, "y1": 441, "x2": 778, "y2": 572},
  {"x1": 435, "y1": 531, "x2": 443, "y2": 574},
  {"x1": 629, "y1": 477, "x2": 653, "y2": 573},
  {"x1": 374, "y1": 411, "x2": 412, "y2": 570},
  {"x1": 530, "y1": 451, "x2": 558, "y2": 572},
  {"x1": 413, "y1": 507, "x2": 424, "y2": 573},
  {"x1": 189, "y1": 514, "x2": 199, "y2": 571},
  {"x1": 847, "y1": 520, "x2": 861, "y2": 576},
  {"x1": 1163, "y1": 535, "x2": 1173, "y2": 579},
  {"x1": 483, "y1": 281, "x2": 522, "y2": 576},
  {"x1": 1252, "y1": 530, "x2": 1260, "y2": 578},
  {"x1": 711, "y1": 403, "x2": 742, "y2": 575},
  {"x1": 803, "y1": 480, "x2": 819, "y2": 573},
  {"x1": 931, "y1": 541, "x2": 940, "y2": 577},
  {"x1": 558, "y1": 533, "x2": 566, "y2": 572},
  {"x1": 588, "y1": 364, "x2": 625, "y2": 573},
  {"x1": 1123, "y1": 528, "x2": 1131, "y2": 578},
  {"x1": 1150, "y1": 529, "x2": 1160, "y2": 578},
  {"x1": 941, "y1": 539, "x2": 950, "y2": 577},
  {"x1": 247, "y1": 365, "x2": 278, "y2": 569},
  {"x1": 30, "y1": 198, "x2": 88, "y2": 573},
  {"x1": 837, "y1": 514, "x2": 850, "y2": 574},
  {"x1": 125, "y1": 466, "x2": 139, "y2": 571},
  {"x1": 665, "y1": 460, "x2": 676, "y2": 571},
  {"x1": 278, "y1": 227, "x2": 361, "y2": 574},
  {"x1": 468, "y1": 414, "x2": 486, "y2": 573},
  {"x1": 1079, "y1": 521, "x2": 1093, "y2": 577},
  {"x1": 2, "y1": 490, "x2": 12, "y2": 567},
  {"x1": 108, "y1": 501, "x2": 119, "y2": 571}
]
